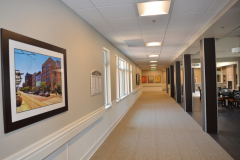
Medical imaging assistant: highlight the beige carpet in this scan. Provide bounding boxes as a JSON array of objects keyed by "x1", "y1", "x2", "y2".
[{"x1": 90, "y1": 92, "x2": 232, "y2": 160}]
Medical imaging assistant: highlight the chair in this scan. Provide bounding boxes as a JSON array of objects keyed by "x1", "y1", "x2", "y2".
[
  {"x1": 229, "y1": 90, "x2": 240, "y2": 108},
  {"x1": 198, "y1": 87, "x2": 202, "y2": 101}
]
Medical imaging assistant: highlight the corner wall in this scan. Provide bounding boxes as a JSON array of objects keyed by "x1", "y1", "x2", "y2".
[{"x1": 0, "y1": 1, "x2": 141, "y2": 159}]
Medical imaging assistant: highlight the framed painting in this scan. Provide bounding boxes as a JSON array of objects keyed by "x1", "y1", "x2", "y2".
[
  {"x1": 155, "y1": 75, "x2": 161, "y2": 83},
  {"x1": 136, "y1": 74, "x2": 140, "y2": 85},
  {"x1": 148, "y1": 75, "x2": 154, "y2": 83},
  {"x1": 1, "y1": 29, "x2": 68, "y2": 133},
  {"x1": 142, "y1": 76, "x2": 147, "y2": 83}
]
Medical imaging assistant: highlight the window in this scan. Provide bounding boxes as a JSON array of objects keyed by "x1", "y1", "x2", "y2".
[
  {"x1": 43, "y1": 66, "x2": 45, "y2": 71},
  {"x1": 119, "y1": 58, "x2": 126, "y2": 97},
  {"x1": 47, "y1": 76, "x2": 50, "y2": 83},
  {"x1": 103, "y1": 48, "x2": 111, "y2": 106},
  {"x1": 130, "y1": 65, "x2": 133, "y2": 92},
  {"x1": 46, "y1": 62, "x2": 50, "y2": 69},
  {"x1": 126, "y1": 63, "x2": 130, "y2": 95},
  {"x1": 43, "y1": 72, "x2": 45, "y2": 77},
  {"x1": 116, "y1": 56, "x2": 120, "y2": 100},
  {"x1": 46, "y1": 69, "x2": 50, "y2": 75},
  {"x1": 43, "y1": 78, "x2": 45, "y2": 82}
]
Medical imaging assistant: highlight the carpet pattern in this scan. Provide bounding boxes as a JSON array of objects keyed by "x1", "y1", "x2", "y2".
[{"x1": 90, "y1": 92, "x2": 232, "y2": 160}]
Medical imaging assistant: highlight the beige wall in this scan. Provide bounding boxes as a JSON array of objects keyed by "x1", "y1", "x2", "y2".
[
  {"x1": 195, "y1": 68, "x2": 201, "y2": 83},
  {"x1": 162, "y1": 71, "x2": 166, "y2": 83},
  {"x1": 0, "y1": 1, "x2": 141, "y2": 159}
]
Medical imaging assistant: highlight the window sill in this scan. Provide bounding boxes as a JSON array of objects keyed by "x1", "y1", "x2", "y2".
[
  {"x1": 105, "y1": 104, "x2": 112, "y2": 110},
  {"x1": 116, "y1": 95, "x2": 128, "y2": 103}
]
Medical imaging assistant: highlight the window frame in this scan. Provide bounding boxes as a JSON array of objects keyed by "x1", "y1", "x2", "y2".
[{"x1": 103, "y1": 48, "x2": 111, "y2": 108}]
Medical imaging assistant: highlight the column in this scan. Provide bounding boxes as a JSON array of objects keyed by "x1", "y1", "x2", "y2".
[
  {"x1": 192, "y1": 68, "x2": 195, "y2": 92},
  {"x1": 200, "y1": 38, "x2": 218, "y2": 133},
  {"x1": 170, "y1": 66, "x2": 174, "y2": 98},
  {"x1": 183, "y1": 54, "x2": 193, "y2": 112},
  {"x1": 175, "y1": 61, "x2": 182, "y2": 103},
  {"x1": 166, "y1": 68, "x2": 169, "y2": 93}
]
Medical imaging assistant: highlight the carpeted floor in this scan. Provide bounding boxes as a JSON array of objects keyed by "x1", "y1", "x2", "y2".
[{"x1": 90, "y1": 92, "x2": 232, "y2": 160}]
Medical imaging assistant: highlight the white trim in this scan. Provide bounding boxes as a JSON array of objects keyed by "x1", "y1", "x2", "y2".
[{"x1": 6, "y1": 107, "x2": 106, "y2": 160}]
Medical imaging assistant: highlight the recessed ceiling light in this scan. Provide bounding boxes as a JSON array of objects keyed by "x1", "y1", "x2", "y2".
[
  {"x1": 148, "y1": 55, "x2": 159, "y2": 57},
  {"x1": 146, "y1": 42, "x2": 162, "y2": 46},
  {"x1": 137, "y1": 1, "x2": 171, "y2": 16},
  {"x1": 150, "y1": 64, "x2": 157, "y2": 66},
  {"x1": 151, "y1": 67, "x2": 156, "y2": 68},
  {"x1": 150, "y1": 61, "x2": 157, "y2": 63}
]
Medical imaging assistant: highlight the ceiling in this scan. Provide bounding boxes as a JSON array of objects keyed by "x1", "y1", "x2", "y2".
[
  {"x1": 174, "y1": 1, "x2": 240, "y2": 64},
  {"x1": 62, "y1": 0, "x2": 236, "y2": 70}
]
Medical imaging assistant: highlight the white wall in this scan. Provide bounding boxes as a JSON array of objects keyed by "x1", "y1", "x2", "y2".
[{"x1": 0, "y1": 1, "x2": 142, "y2": 159}]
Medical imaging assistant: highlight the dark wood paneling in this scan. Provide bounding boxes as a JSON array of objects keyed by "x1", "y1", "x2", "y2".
[
  {"x1": 184, "y1": 54, "x2": 193, "y2": 112},
  {"x1": 192, "y1": 68, "x2": 195, "y2": 92},
  {"x1": 201, "y1": 38, "x2": 218, "y2": 133},
  {"x1": 168, "y1": 68, "x2": 170, "y2": 84},
  {"x1": 170, "y1": 66, "x2": 174, "y2": 98},
  {"x1": 175, "y1": 61, "x2": 181, "y2": 103},
  {"x1": 166, "y1": 68, "x2": 168, "y2": 93}
]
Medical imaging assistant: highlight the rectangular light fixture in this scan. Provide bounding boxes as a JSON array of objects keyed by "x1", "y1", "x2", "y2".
[
  {"x1": 146, "y1": 42, "x2": 162, "y2": 47},
  {"x1": 150, "y1": 61, "x2": 157, "y2": 63},
  {"x1": 137, "y1": 1, "x2": 171, "y2": 16},
  {"x1": 150, "y1": 64, "x2": 157, "y2": 66},
  {"x1": 151, "y1": 67, "x2": 156, "y2": 68},
  {"x1": 148, "y1": 55, "x2": 159, "y2": 57}
]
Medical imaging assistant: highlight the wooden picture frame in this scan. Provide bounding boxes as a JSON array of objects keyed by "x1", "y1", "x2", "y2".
[
  {"x1": 148, "y1": 75, "x2": 154, "y2": 83},
  {"x1": 1, "y1": 29, "x2": 68, "y2": 133}
]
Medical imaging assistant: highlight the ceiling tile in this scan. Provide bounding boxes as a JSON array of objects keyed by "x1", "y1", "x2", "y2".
[
  {"x1": 108, "y1": 18, "x2": 139, "y2": 28},
  {"x1": 118, "y1": 33, "x2": 142, "y2": 40},
  {"x1": 129, "y1": 47, "x2": 146, "y2": 52},
  {"x1": 165, "y1": 30, "x2": 190, "y2": 37},
  {"x1": 199, "y1": 11, "x2": 217, "y2": 22},
  {"x1": 74, "y1": 8, "x2": 105, "y2": 21},
  {"x1": 208, "y1": 0, "x2": 231, "y2": 12},
  {"x1": 143, "y1": 37, "x2": 164, "y2": 43},
  {"x1": 88, "y1": 20, "x2": 112, "y2": 30},
  {"x1": 172, "y1": 0, "x2": 215, "y2": 14},
  {"x1": 167, "y1": 22, "x2": 197, "y2": 31},
  {"x1": 91, "y1": 0, "x2": 133, "y2": 7},
  {"x1": 62, "y1": 0, "x2": 94, "y2": 10},
  {"x1": 115, "y1": 27, "x2": 141, "y2": 35},
  {"x1": 138, "y1": 15, "x2": 170, "y2": 26},
  {"x1": 145, "y1": 46, "x2": 162, "y2": 52},
  {"x1": 170, "y1": 12, "x2": 205, "y2": 24},
  {"x1": 97, "y1": 4, "x2": 136, "y2": 20},
  {"x1": 140, "y1": 25, "x2": 167, "y2": 33},
  {"x1": 125, "y1": 39, "x2": 144, "y2": 47}
]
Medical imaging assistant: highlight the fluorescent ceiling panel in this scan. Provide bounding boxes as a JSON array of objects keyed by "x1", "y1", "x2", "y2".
[
  {"x1": 137, "y1": 1, "x2": 171, "y2": 16},
  {"x1": 150, "y1": 61, "x2": 158, "y2": 63},
  {"x1": 148, "y1": 55, "x2": 159, "y2": 57},
  {"x1": 146, "y1": 42, "x2": 162, "y2": 46}
]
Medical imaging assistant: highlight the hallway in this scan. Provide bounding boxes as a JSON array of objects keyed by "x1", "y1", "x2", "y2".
[{"x1": 91, "y1": 92, "x2": 232, "y2": 160}]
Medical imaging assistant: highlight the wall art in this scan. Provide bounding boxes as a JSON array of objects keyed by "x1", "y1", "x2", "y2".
[{"x1": 1, "y1": 29, "x2": 68, "y2": 133}]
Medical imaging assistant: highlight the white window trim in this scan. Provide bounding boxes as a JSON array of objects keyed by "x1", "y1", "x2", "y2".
[{"x1": 103, "y1": 47, "x2": 111, "y2": 108}]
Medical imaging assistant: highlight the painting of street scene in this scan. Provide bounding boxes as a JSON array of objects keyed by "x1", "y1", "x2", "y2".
[{"x1": 15, "y1": 49, "x2": 62, "y2": 113}]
